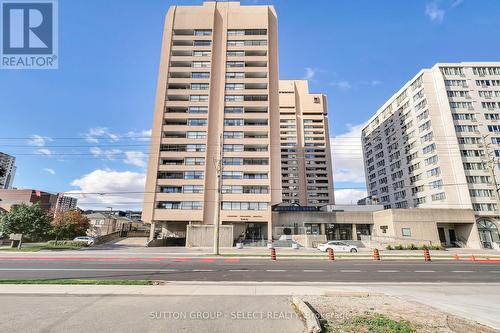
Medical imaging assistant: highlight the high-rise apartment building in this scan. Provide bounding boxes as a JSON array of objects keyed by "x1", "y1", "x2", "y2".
[
  {"x1": 279, "y1": 80, "x2": 335, "y2": 206},
  {"x1": 0, "y1": 152, "x2": 16, "y2": 189},
  {"x1": 143, "y1": 1, "x2": 281, "y2": 243},
  {"x1": 55, "y1": 193, "x2": 78, "y2": 213},
  {"x1": 362, "y1": 62, "x2": 500, "y2": 247}
]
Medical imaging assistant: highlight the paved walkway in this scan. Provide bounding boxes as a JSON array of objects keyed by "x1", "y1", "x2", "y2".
[{"x1": 1, "y1": 282, "x2": 499, "y2": 330}]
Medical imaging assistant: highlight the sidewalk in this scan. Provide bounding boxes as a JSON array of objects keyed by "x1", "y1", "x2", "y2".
[{"x1": 1, "y1": 282, "x2": 499, "y2": 330}]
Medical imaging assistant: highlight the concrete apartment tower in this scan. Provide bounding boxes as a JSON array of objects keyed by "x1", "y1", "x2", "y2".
[
  {"x1": 143, "y1": 1, "x2": 281, "y2": 243},
  {"x1": 0, "y1": 152, "x2": 16, "y2": 189},
  {"x1": 279, "y1": 80, "x2": 335, "y2": 206},
  {"x1": 361, "y1": 62, "x2": 500, "y2": 248}
]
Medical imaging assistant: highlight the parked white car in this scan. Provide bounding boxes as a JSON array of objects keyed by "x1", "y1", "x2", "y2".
[
  {"x1": 317, "y1": 241, "x2": 358, "y2": 253},
  {"x1": 73, "y1": 236, "x2": 95, "y2": 246}
]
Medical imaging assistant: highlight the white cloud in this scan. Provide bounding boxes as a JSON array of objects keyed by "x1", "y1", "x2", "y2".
[
  {"x1": 83, "y1": 127, "x2": 119, "y2": 144},
  {"x1": 370, "y1": 80, "x2": 382, "y2": 86},
  {"x1": 331, "y1": 80, "x2": 352, "y2": 90},
  {"x1": 330, "y1": 123, "x2": 366, "y2": 183},
  {"x1": 36, "y1": 148, "x2": 53, "y2": 156},
  {"x1": 89, "y1": 147, "x2": 122, "y2": 160},
  {"x1": 425, "y1": 2, "x2": 445, "y2": 23},
  {"x1": 303, "y1": 67, "x2": 316, "y2": 81},
  {"x1": 451, "y1": 0, "x2": 464, "y2": 8},
  {"x1": 334, "y1": 189, "x2": 367, "y2": 205},
  {"x1": 126, "y1": 129, "x2": 152, "y2": 141},
  {"x1": 43, "y1": 168, "x2": 56, "y2": 175},
  {"x1": 124, "y1": 151, "x2": 147, "y2": 168},
  {"x1": 27, "y1": 134, "x2": 52, "y2": 147},
  {"x1": 69, "y1": 169, "x2": 146, "y2": 210}
]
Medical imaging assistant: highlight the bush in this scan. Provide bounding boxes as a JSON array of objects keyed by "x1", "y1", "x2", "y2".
[
  {"x1": 386, "y1": 245, "x2": 393, "y2": 250},
  {"x1": 408, "y1": 243, "x2": 417, "y2": 250},
  {"x1": 47, "y1": 240, "x2": 88, "y2": 248},
  {"x1": 395, "y1": 244, "x2": 404, "y2": 250}
]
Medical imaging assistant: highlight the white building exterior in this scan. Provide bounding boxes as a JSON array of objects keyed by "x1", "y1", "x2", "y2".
[
  {"x1": 362, "y1": 62, "x2": 500, "y2": 248},
  {"x1": 0, "y1": 152, "x2": 16, "y2": 189}
]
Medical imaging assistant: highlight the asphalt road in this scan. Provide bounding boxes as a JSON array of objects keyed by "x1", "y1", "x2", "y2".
[{"x1": 1, "y1": 257, "x2": 500, "y2": 282}]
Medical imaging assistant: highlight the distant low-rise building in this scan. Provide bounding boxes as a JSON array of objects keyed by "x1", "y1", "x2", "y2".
[
  {"x1": 86, "y1": 212, "x2": 133, "y2": 237},
  {"x1": 0, "y1": 152, "x2": 16, "y2": 189}
]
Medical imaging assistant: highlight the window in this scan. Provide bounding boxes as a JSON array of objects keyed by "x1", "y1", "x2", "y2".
[
  {"x1": 427, "y1": 167, "x2": 440, "y2": 177},
  {"x1": 401, "y1": 228, "x2": 412, "y2": 237},
  {"x1": 184, "y1": 171, "x2": 204, "y2": 179},
  {"x1": 184, "y1": 157, "x2": 205, "y2": 165},
  {"x1": 191, "y1": 83, "x2": 209, "y2": 90},
  {"x1": 221, "y1": 202, "x2": 268, "y2": 210},
  {"x1": 183, "y1": 185, "x2": 204, "y2": 193},
  {"x1": 224, "y1": 118, "x2": 244, "y2": 126},
  {"x1": 194, "y1": 29, "x2": 212, "y2": 36},
  {"x1": 226, "y1": 72, "x2": 245, "y2": 79},
  {"x1": 191, "y1": 72, "x2": 210, "y2": 79},
  {"x1": 189, "y1": 106, "x2": 208, "y2": 113},
  {"x1": 187, "y1": 119, "x2": 208, "y2": 126},
  {"x1": 224, "y1": 107, "x2": 244, "y2": 113},
  {"x1": 222, "y1": 171, "x2": 243, "y2": 179},
  {"x1": 193, "y1": 40, "x2": 211, "y2": 46},
  {"x1": 190, "y1": 95, "x2": 209, "y2": 102},
  {"x1": 186, "y1": 131, "x2": 206, "y2": 139},
  {"x1": 192, "y1": 61, "x2": 210, "y2": 68},
  {"x1": 424, "y1": 155, "x2": 439, "y2": 166}
]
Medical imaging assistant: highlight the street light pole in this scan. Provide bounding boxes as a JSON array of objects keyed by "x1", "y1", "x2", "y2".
[{"x1": 213, "y1": 134, "x2": 223, "y2": 255}]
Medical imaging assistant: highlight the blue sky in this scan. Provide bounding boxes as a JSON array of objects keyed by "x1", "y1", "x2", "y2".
[{"x1": 1, "y1": 0, "x2": 499, "y2": 208}]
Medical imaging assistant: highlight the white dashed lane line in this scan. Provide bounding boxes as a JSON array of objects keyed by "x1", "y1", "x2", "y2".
[
  {"x1": 192, "y1": 269, "x2": 214, "y2": 272},
  {"x1": 266, "y1": 269, "x2": 286, "y2": 272},
  {"x1": 340, "y1": 270, "x2": 362, "y2": 273},
  {"x1": 377, "y1": 270, "x2": 399, "y2": 273},
  {"x1": 303, "y1": 270, "x2": 324, "y2": 272},
  {"x1": 452, "y1": 270, "x2": 474, "y2": 273},
  {"x1": 414, "y1": 270, "x2": 435, "y2": 273}
]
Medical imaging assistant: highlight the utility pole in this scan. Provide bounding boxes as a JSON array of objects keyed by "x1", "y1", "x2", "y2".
[
  {"x1": 480, "y1": 135, "x2": 500, "y2": 219},
  {"x1": 213, "y1": 134, "x2": 223, "y2": 255}
]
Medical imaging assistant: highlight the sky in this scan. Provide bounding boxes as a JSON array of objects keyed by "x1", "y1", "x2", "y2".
[{"x1": 1, "y1": 0, "x2": 499, "y2": 209}]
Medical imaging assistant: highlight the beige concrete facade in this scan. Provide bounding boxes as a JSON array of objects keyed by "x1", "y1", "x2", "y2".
[
  {"x1": 143, "y1": 1, "x2": 281, "y2": 243},
  {"x1": 279, "y1": 80, "x2": 335, "y2": 207},
  {"x1": 272, "y1": 206, "x2": 481, "y2": 249},
  {"x1": 362, "y1": 62, "x2": 500, "y2": 248}
]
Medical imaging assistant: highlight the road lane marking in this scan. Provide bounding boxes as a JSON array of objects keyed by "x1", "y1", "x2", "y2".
[
  {"x1": 377, "y1": 270, "x2": 399, "y2": 273},
  {"x1": 266, "y1": 269, "x2": 286, "y2": 272},
  {"x1": 489, "y1": 271, "x2": 500, "y2": 273},
  {"x1": 340, "y1": 270, "x2": 361, "y2": 273},
  {"x1": 192, "y1": 269, "x2": 214, "y2": 272},
  {"x1": 303, "y1": 270, "x2": 324, "y2": 272},
  {"x1": 452, "y1": 270, "x2": 474, "y2": 273},
  {"x1": 414, "y1": 270, "x2": 435, "y2": 273},
  {"x1": 228, "y1": 269, "x2": 249, "y2": 272}
]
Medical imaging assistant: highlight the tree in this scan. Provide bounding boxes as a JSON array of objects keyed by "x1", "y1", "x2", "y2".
[
  {"x1": 52, "y1": 210, "x2": 90, "y2": 240},
  {"x1": 0, "y1": 203, "x2": 52, "y2": 241}
]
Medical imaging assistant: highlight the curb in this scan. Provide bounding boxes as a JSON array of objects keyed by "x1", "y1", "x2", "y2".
[{"x1": 292, "y1": 296, "x2": 322, "y2": 333}]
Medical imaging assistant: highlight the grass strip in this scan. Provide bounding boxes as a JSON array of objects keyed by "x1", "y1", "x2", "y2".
[{"x1": 0, "y1": 279, "x2": 154, "y2": 285}]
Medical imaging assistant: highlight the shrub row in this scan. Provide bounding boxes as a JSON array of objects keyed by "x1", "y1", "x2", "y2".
[
  {"x1": 46, "y1": 240, "x2": 89, "y2": 248},
  {"x1": 386, "y1": 244, "x2": 442, "y2": 250}
]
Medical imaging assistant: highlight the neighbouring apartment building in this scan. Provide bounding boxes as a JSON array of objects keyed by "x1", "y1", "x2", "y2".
[
  {"x1": 143, "y1": 1, "x2": 281, "y2": 243},
  {"x1": 361, "y1": 62, "x2": 500, "y2": 248},
  {"x1": 0, "y1": 189, "x2": 77, "y2": 215},
  {"x1": 55, "y1": 193, "x2": 78, "y2": 214},
  {"x1": 279, "y1": 80, "x2": 335, "y2": 207},
  {"x1": 0, "y1": 152, "x2": 16, "y2": 189}
]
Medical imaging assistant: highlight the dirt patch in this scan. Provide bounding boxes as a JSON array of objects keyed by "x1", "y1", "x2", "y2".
[{"x1": 302, "y1": 295, "x2": 498, "y2": 333}]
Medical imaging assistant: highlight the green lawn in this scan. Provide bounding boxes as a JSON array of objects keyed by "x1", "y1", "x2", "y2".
[
  {"x1": 0, "y1": 244, "x2": 85, "y2": 252},
  {"x1": 0, "y1": 279, "x2": 154, "y2": 285}
]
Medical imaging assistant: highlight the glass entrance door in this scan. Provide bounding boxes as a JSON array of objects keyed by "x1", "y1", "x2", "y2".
[{"x1": 477, "y1": 220, "x2": 500, "y2": 249}]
